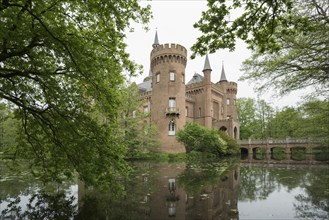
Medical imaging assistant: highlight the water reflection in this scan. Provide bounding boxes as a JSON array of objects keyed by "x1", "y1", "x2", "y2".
[
  {"x1": 1, "y1": 157, "x2": 328, "y2": 219},
  {"x1": 76, "y1": 157, "x2": 240, "y2": 220},
  {"x1": 239, "y1": 163, "x2": 329, "y2": 219}
]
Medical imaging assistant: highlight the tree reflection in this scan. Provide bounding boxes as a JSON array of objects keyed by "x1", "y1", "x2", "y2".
[
  {"x1": 294, "y1": 169, "x2": 329, "y2": 219},
  {"x1": 1, "y1": 191, "x2": 77, "y2": 219},
  {"x1": 239, "y1": 166, "x2": 277, "y2": 201},
  {"x1": 177, "y1": 154, "x2": 239, "y2": 194},
  {"x1": 239, "y1": 164, "x2": 329, "y2": 218}
]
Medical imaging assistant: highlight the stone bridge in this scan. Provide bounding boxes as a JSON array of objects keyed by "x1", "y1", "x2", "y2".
[{"x1": 238, "y1": 138, "x2": 326, "y2": 154}]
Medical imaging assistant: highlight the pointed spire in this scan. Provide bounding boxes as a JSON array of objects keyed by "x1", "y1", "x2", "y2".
[
  {"x1": 220, "y1": 61, "x2": 227, "y2": 82},
  {"x1": 152, "y1": 30, "x2": 159, "y2": 48},
  {"x1": 203, "y1": 54, "x2": 212, "y2": 71}
]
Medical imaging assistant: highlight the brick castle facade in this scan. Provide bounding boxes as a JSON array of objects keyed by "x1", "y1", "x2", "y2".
[{"x1": 138, "y1": 32, "x2": 240, "y2": 153}]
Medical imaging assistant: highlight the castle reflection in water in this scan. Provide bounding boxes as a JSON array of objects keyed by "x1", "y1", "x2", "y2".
[{"x1": 78, "y1": 162, "x2": 240, "y2": 220}]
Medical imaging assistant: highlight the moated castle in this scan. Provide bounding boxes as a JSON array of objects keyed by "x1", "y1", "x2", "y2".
[{"x1": 137, "y1": 32, "x2": 240, "y2": 152}]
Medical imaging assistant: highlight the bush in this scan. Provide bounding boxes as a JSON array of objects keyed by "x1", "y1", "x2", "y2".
[
  {"x1": 218, "y1": 131, "x2": 240, "y2": 155},
  {"x1": 176, "y1": 122, "x2": 228, "y2": 156}
]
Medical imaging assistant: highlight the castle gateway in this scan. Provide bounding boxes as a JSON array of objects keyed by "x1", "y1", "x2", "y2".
[{"x1": 138, "y1": 32, "x2": 240, "y2": 153}]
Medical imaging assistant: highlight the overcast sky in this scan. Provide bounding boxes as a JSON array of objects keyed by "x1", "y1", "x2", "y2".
[{"x1": 125, "y1": 0, "x2": 306, "y2": 109}]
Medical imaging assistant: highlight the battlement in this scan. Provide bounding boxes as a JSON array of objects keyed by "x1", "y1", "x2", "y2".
[
  {"x1": 226, "y1": 81, "x2": 237, "y2": 94},
  {"x1": 139, "y1": 91, "x2": 152, "y2": 99},
  {"x1": 228, "y1": 82, "x2": 237, "y2": 87},
  {"x1": 150, "y1": 44, "x2": 188, "y2": 69},
  {"x1": 151, "y1": 43, "x2": 187, "y2": 58}
]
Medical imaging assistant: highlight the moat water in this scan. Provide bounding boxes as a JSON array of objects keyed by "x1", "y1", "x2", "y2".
[{"x1": 1, "y1": 155, "x2": 328, "y2": 219}]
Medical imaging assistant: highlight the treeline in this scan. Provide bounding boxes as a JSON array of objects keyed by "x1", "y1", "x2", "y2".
[{"x1": 237, "y1": 98, "x2": 329, "y2": 142}]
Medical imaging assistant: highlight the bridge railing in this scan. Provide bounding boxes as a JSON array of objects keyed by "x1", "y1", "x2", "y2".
[{"x1": 238, "y1": 138, "x2": 325, "y2": 145}]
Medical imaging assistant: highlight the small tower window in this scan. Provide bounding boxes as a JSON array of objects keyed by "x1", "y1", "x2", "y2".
[
  {"x1": 182, "y1": 73, "x2": 185, "y2": 83},
  {"x1": 227, "y1": 98, "x2": 230, "y2": 105},
  {"x1": 168, "y1": 120, "x2": 176, "y2": 136},
  {"x1": 170, "y1": 72, "x2": 175, "y2": 81},
  {"x1": 143, "y1": 106, "x2": 149, "y2": 113},
  {"x1": 185, "y1": 106, "x2": 188, "y2": 117},
  {"x1": 156, "y1": 73, "x2": 160, "y2": 83}
]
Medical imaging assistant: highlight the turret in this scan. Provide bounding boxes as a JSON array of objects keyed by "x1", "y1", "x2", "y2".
[
  {"x1": 152, "y1": 30, "x2": 160, "y2": 48},
  {"x1": 217, "y1": 62, "x2": 239, "y2": 139},
  {"x1": 219, "y1": 61, "x2": 227, "y2": 82},
  {"x1": 202, "y1": 54, "x2": 212, "y2": 127},
  {"x1": 202, "y1": 54, "x2": 212, "y2": 84}
]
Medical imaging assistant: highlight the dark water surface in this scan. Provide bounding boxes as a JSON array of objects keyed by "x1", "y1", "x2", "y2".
[{"x1": 1, "y1": 157, "x2": 328, "y2": 219}]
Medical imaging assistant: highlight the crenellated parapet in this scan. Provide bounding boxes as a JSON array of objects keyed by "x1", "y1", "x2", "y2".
[
  {"x1": 225, "y1": 81, "x2": 237, "y2": 94},
  {"x1": 186, "y1": 81, "x2": 203, "y2": 89},
  {"x1": 139, "y1": 91, "x2": 152, "y2": 99},
  {"x1": 150, "y1": 43, "x2": 187, "y2": 69}
]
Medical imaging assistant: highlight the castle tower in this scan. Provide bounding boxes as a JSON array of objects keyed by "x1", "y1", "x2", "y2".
[
  {"x1": 218, "y1": 62, "x2": 240, "y2": 139},
  {"x1": 150, "y1": 33, "x2": 187, "y2": 152}
]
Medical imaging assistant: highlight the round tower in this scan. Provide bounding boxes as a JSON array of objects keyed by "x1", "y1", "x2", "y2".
[{"x1": 150, "y1": 43, "x2": 187, "y2": 152}]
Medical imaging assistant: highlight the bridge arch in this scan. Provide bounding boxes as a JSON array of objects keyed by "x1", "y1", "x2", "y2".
[{"x1": 240, "y1": 147, "x2": 248, "y2": 154}]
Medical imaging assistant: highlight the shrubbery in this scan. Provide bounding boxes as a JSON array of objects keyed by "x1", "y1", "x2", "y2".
[{"x1": 176, "y1": 122, "x2": 240, "y2": 156}]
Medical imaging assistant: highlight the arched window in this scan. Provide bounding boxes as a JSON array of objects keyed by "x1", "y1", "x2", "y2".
[
  {"x1": 234, "y1": 127, "x2": 238, "y2": 139},
  {"x1": 168, "y1": 121, "x2": 176, "y2": 135}
]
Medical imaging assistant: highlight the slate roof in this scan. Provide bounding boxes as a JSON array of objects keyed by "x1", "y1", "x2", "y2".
[
  {"x1": 187, "y1": 73, "x2": 204, "y2": 85},
  {"x1": 138, "y1": 79, "x2": 152, "y2": 92}
]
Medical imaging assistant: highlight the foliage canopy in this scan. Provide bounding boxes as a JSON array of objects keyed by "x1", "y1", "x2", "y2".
[
  {"x1": 0, "y1": 0, "x2": 151, "y2": 188},
  {"x1": 192, "y1": 0, "x2": 328, "y2": 97}
]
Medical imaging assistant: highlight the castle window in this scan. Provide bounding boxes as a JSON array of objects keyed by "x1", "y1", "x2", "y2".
[
  {"x1": 169, "y1": 98, "x2": 176, "y2": 108},
  {"x1": 144, "y1": 106, "x2": 149, "y2": 113},
  {"x1": 156, "y1": 73, "x2": 160, "y2": 83},
  {"x1": 182, "y1": 73, "x2": 185, "y2": 83},
  {"x1": 185, "y1": 107, "x2": 188, "y2": 116},
  {"x1": 168, "y1": 178, "x2": 176, "y2": 192},
  {"x1": 226, "y1": 98, "x2": 230, "y2": 105},
  {"x1": 168, "y1": 121, "x2": 176, "y2": 135},
  {"x1": 199, "y1": 107, "x2": 201, "y2": 117},
  {"x1": 170, "y1": 71, "x2": 175, "y2": 81}
]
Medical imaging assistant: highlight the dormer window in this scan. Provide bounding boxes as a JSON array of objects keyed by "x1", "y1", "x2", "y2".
[{"x1": 170, "y1": 71, "x2": 175, "y2": 81}]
